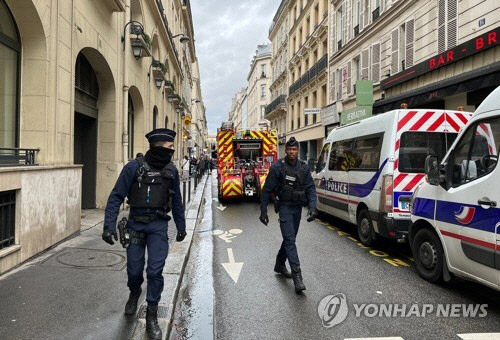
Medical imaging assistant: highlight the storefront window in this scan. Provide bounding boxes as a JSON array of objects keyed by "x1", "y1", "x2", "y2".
[{"x1": 0, "y1": 0, "x2": 20, "y2": 148}]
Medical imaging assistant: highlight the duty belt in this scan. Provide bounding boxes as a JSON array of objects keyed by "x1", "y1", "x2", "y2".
[{"x1": 129, "y1": 214, "x2": 158, "y2": 223}]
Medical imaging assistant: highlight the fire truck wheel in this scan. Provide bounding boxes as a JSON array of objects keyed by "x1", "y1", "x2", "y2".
[{"x1": 357, "y1": 209, "x2": 375, "y2": 246}]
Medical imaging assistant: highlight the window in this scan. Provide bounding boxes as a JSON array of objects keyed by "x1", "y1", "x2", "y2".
[
  {"x1": 261, "y1": 64, "x2": 267, "y2": 77},
  {"x1": 438, "y1": 0, "x2": 458, "y2": 54},
  {"x1": 0, "y1": 0, "x2": 20, "y2": 148},
  {"x1": 0, "y1": 190, "x2": 15, "y2": 249},
  {"x1": 261, "y1": 85, "x2": 266, "y2": 99},
  {"x1": 153, "y1": 106, "x2": 158, "y2": 130},
  {"x1": 316, "y1": 143, "x2": 331, "y2": 172},
  {"x1": 450, "y1": 118, "x2": 500, "y2": 187},
  {"x1": 399, "y1": 132, "x2": 457, "y2": 173},
  {"x1": 329, "y1": 140, "x2": 354, "y2": 171},
  {"x1": 351, "y1": 134, "x2": 383, "y2": 170}
]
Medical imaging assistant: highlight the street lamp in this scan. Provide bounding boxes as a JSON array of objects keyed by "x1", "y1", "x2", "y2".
[
  {"x1": 122, "y1": 21, "x2": 145, "y2": 59},
  {"x1": 172, "y1": 33, "x2": 190, "y2": 44},
  {"x1": 148, "y1": 59, "x2": 164, "y2": 89}
]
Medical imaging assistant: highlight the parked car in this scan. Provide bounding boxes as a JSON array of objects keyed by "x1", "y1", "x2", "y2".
[
  {"x1": 313, "y1": 109, "x2": 472, "y2": 246},
  {"x1": 409, "y1": 86, "x2": 500, "y2": 291}
]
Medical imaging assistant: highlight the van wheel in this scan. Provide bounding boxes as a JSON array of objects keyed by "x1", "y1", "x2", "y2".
[
  {"x1": 413, "y1": 228, "x2": 443, "y2": 283},
  {"x1": 357, "y1": 209, "x2": 374, "y2": 246}
]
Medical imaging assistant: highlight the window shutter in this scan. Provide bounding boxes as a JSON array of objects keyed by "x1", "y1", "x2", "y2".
[
  {"x1": 342, "y1": 2, "x2": 347, "y2": 44},
  {"x1": 361, "y1": 48, "x2": 369, "y2": 79},
  {"x1": 364, "y1": 0, "x2": 370, "y2": 28},
  {"x1": 330, "y1": 69, "x2": 336, "y2": 101},
  {"x1": 405, "y1": 19, "x2": 415, "y2": 68},
  {"x1": 337, "y1": 69, "x2": 342, "y2": 100},
  {"x1": 391, "y1": 29, "x2": 399, "y2": 75},
  {"x1": 371, "y1": 43, "x2": 380, "y2": 83},
  {"x1": 331, "y1": 9, "x2": 336, "y2": 55},
  {"x1": 447, "y1": 0, "x2": 458, "y2": 49},
  {"x1": 346, "y1": 0, "x2": 352, "y2": 41},
  {"x1": 359, "y1": 0, "x2": 365, "y2": 31},
  {"x1": 347, "y1": 61, "x2": 352, "y2": 95},
  {"x1": 438, "y1": 0, "x2": 446, "y2": 53}
]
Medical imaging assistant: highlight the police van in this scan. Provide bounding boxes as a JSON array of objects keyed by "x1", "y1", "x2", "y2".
[
  {"x1": 313, "y1": 109, "x2": 472, "y2": 246},
  {"x1": 409, "y1": 87, "x2": 500, "y2": 290}
]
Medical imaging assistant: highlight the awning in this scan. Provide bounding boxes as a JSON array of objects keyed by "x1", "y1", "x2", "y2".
[{"x1": 374, "y1": 61, "x2": 500, "y2": 113}]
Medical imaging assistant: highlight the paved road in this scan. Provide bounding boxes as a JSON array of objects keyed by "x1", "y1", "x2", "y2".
[{"x1": 174, "y1": 174, "x2": 500, "y2": 340}]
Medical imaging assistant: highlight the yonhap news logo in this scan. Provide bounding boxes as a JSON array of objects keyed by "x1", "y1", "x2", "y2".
[
  {"x1": 317, "y1": 294, "x2": 349, "y2": 328},
  {"x1": 318, "y1": 293, "x2": 488, "y2": 328}
]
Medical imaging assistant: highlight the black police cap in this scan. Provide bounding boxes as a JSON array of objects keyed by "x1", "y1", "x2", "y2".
[
  {"x1": 286, "y1": 137, "x2": 299, "y2": 147},
  {"x1": 145, "y1": 128, "x2": 176, "y2": 143}
]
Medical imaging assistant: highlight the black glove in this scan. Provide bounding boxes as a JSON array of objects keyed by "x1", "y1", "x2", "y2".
[
  {"x1": 259, "y1": 212, "x2": 269, "y2": 226},
  {"x1": 102, "y1": 230, "x2": 118, "y2": 245},
  {"x1": 176, "y1": 230, "x2": 187, "y2": 242},
  {"x1": 307, "y1": 207, "x2": 318, "y2": 222}
]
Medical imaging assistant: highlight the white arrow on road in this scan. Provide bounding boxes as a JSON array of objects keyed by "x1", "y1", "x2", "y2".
[
  {"x1": 221, "y1": 248, "x2": 243, "y2": 284},
  {"x1": 216, "y1": 204, "x2": 226, "y2": 211}
]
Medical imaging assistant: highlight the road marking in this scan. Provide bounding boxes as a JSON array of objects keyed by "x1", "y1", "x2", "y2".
[
  {"x1": 221, "y1": 248, "x2": 243, "y2": 284},
  {"x1": 458, "y1": 334, "x2": 500, "y2": 340},
  {"x1": 216, "y1": 204, "x2": 226, "y2": 211},
  {"x1": 345, "y1": 337, "x2": 404, "y2": 340},
  {"x1": 212, "y1": 229, "x2": 242, "y2": 243}
]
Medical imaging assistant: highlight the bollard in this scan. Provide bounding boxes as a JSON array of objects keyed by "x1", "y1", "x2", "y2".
[
  {"x1": 188, "y1": 177, "x2": 191, "y2": 202},
  {"x1": 182, "y1": 179, "x2": 186, "y2": 209}
]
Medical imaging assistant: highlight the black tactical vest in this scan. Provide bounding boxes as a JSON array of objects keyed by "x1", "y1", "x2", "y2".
[
  {"x1": 277, "y1": 159, "x2": 308, "y2": 206},
  {"x1": 128, "y1": 157, "x2": 176, "y2": 211}
]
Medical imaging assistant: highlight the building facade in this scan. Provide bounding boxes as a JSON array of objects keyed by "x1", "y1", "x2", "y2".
[
  {"x1": 0, "y1": 0, "x2": 205, "y2": 274},
  {"x1": 246, "y1": 44, "x2": 272, "y2": 128},
  {"x1": 329, "y1": 0, "x2": 500, "y2": 124},
  {"x1": 267, "y1": 0, "x2": 290, "y2": 157},
  {"x1": 286, "y1": 0, "x2": 330, "y2": 163}
]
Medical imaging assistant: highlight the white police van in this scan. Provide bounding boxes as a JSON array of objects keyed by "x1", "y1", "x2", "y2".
[
  {"x1": 409, "y1": 87, "x2": 500, "y2": 291},
  {"x1": 313, "y1": 109, "x2": 472, "y2": 246}
]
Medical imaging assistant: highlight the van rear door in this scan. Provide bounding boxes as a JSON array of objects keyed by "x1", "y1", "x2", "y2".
[{"x1": 393, "y1": 110, "x2": 470, "y2": 218}]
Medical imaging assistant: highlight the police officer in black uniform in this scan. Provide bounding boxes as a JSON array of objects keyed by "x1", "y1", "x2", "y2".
[
  {"x1": 259, "y1": 137, "x2": 318, "y2": 293},
  {"x1": 102, "y1": 128, "x2": 186, "y2": 340}
]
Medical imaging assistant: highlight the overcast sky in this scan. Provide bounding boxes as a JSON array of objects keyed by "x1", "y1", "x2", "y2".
[{"x1": 191, "y1": 0, "x2": 279, "y2": 135}]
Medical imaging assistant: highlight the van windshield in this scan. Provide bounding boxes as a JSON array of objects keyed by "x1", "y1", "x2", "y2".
[{"x1": 398, "y1": 132, "x2": 457, "y2": 173}]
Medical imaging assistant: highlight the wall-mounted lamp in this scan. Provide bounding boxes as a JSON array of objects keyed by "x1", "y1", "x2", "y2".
[
  {"x1": 172, "y1": 33, "x2": 190, "y2": 44},
  {"x1": 122, "y1": 21, "x2": 145, "y2": 59},
  {"x1": 148, "y1": 59, "x2": 164, "y2": 89}
]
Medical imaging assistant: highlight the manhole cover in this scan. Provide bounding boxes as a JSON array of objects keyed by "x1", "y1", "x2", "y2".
[
  {"x1": 56, "y1": 250, "x2": 125, "y2": 268},
  {"x1": 41, "y1": 247, "x2": 126, "y2": 271}
]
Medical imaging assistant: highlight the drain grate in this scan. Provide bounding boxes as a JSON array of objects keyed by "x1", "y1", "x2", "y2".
[
  {"x1": 137, "y1": 305, "x2": 169, "y2": 319},
  {"x1": 41, "y1": 247, "x2": 126, "y2": 271}
]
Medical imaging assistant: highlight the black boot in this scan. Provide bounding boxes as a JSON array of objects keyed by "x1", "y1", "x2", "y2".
[
  {"x1": 124, "y1": 289, "x2": 142, "y2": 315},
  {"x1": 146, "y1": 305, "x2": 162, "y2": 340},
  {"x1": 274, "y1": 258, "x2": 292, "y2": 278},
  {"x1": 291, "y1": 267, "x2": 306, "y2": 293}
]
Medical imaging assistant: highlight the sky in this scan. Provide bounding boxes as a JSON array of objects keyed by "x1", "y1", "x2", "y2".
[{"x1": 191, "y1": 0, "x2": 280, "y2": 135}]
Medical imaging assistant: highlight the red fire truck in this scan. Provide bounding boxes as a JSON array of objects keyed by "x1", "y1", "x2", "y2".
[{"x1": 216, "y1": 122, "x2": 278, "y2": 201}]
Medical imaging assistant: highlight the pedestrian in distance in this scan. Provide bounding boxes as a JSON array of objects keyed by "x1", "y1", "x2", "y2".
[
  {"x1": 259, "y1": 137, "x2": 318, "y2": 293},
  {"x1": 102, "y1": 128, "x2": 187, "y2": 340},
  {"x1": 182, "y1": 155, "x2": 190, "y2": 180}
]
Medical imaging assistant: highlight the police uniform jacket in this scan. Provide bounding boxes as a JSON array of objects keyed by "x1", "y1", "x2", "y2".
[{"x1": 103, "y1": 160, "x2": 186, "y2": 232}]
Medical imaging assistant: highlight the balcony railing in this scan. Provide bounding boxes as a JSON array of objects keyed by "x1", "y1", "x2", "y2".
[
  {"x1": 265, "y1": 95, "x2": 287, "y2": 115},
  {"x1": 0, "y1": 147, "x2": 39, "y2": 167},
  {"x1": 288, "y1": 55, "x2": 328, "y2": 96}
]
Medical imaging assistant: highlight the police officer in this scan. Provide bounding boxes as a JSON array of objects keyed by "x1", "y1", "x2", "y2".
[
  {"x1": 259, "y1": 137, "x2": 318, "y2": 293},
  {"x1": 102, "y1": 128, "x2": 187, "y2": 340}
]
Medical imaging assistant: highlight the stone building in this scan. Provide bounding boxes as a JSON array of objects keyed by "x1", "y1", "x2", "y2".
[
  {"x1": 266, "y1": 0, "x2": 290, "y2": 157},
  {"x1": 246, "y1": 44, "x2": 272, "y2": 128},
  {"x1": 0, "y1": 0, "x2": 205, "y2": 274},
  {"x1": 329, "y1": 0, "x2": 500, "y2": 124},
  {"x1": 285, "y1": 0, "x2": 329, "y2": 163}
]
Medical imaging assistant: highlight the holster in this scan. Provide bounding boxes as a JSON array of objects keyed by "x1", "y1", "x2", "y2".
[{"x1": 117, "y1": 217, "x2": 130, "y2": 248}]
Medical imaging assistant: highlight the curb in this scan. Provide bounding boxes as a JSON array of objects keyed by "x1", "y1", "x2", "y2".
[{"x1": 130, "y1": 175, "x2": 209, "y2": 339}]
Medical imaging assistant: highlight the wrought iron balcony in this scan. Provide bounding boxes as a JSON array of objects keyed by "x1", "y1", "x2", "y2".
[
  {"x1": 0, "y1": 148, "x2": 39, "y2": 167},
  {"x1": 265, "y1": 95, "x2": 287, "y2": 115}
]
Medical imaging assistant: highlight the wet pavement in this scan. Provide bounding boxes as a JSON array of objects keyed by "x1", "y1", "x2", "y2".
[{"x1": 172, "y1": 173, "x2": 500, "y2": 340}]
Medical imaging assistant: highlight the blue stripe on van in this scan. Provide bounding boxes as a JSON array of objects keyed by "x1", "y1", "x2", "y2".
[
  {"x1": 348, "y1": 158, "x2": 388, "y2": 198},
  {"x1": 412, "y1": 197, "x2": 500, "y2": 233}
]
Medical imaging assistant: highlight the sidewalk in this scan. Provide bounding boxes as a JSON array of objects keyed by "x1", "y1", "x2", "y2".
[{"x1": 0, "y1": 175, "x2": 208, "y2": 340}]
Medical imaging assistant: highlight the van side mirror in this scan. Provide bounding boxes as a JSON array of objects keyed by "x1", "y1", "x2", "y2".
[{"x1": 425, "y1": 155, "x2": 440, "y2": 186}]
